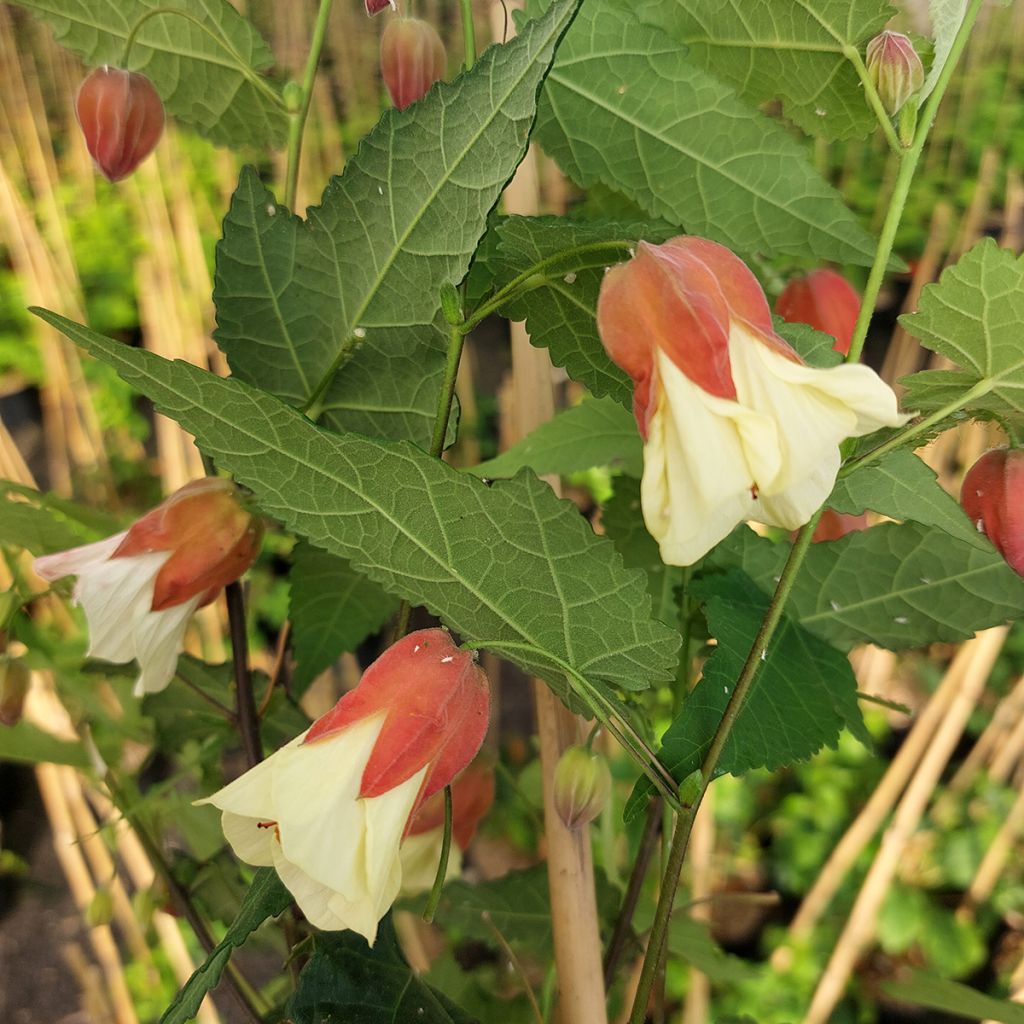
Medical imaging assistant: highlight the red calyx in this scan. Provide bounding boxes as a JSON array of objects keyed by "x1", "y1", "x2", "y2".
[
  {"x1": 380, "y1": 18, "x2": 447, "y2": 111},
  {"x1": 775, "y1": 269, "x2": 861, "y2": 357},
  {"x1": 961, "y1": 449, "x2": 1024, "y2": 576}
]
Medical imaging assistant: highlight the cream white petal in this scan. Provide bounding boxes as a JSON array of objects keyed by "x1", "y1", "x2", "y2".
[
  {"x1": 272, "y1": 715, "x2": 385, "y2": 901},
  {"x1": 131, "y1": 594, "x2": 203, "y2": 695},
  {"x1": 196, "y1": 733, "x2": 304, "y2": 818},
  {"x1": 643, "y1": 350, "x2": 771, "y2": 566},
  {"x1": 33, "y1": 532, "x2": 127, "y2": 582},
  {"x1": 220, "y1": 812, "x2": 276, "y2": 867},
  {"x1": 270, "y1": 845, "x2": 358, "y2": 935},
  {"x1": 756, "y1": 448, "x2": 842, "y2": 530},
  {"x1": 399, "y1": 831, "x2": 462, "y2": 897},
  {"x1": 362, "y1": 767, "x2": 427, "y2": 909}
]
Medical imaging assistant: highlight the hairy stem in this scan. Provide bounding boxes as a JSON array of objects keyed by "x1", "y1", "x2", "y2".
[
  {"x1": 843, "y1": 46, "x2": 903, "y2": 156},
  {"x1": 422, "y1": 785, "x2": 453, "y2": 922}
]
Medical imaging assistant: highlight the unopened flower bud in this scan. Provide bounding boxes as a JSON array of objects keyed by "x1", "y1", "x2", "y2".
[
  {"x1": 282, "y1": 80, "x2": 304, "y2": 113},
  {"x1": 381, "y1": 18, "x2": 447, "y2": 111},
  {"x1": 76, "y1": 67, "x2": 165, "y2": 182},
  {"x1": 85, "y1": 887, "x2": 115, "y2": 928},
  {"x1": 0, "y1": 658, "x2": 29, "y2": 727},
  {"x1": 961, "y1": 449, "x2": 1024, "y2": 576},
  {"x1": 866, "y1": 31, "x2": 924, "y2": 117},
  {"x1": 553, "y1": 746, "x2": 611, "y2": 830},
  {"x1": 439, "y1": 281, "x2": 463, "y2": 325},
  {"x1": 775, "y1": 269, "x2": 861, "y2": 357},
  {"x1": 812, "y1": 509, "x2": 870, "y2": 543},
  {"x1": 365, "y1": 0, "x2": 396, "y2": 15}
]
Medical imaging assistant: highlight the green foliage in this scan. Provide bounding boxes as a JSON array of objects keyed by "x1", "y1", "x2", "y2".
[
  {"x1": 830, "y1": 447, "x2": 988, "y2": 549},
  {"x1": 472, "y1": 396, "x2": 641, "y2": 480},
  {"x1": 901, "y1": 239, "x2": 1024, "y2": 428},
  {"x1": 0, "y1": 722, "x2": 88, "y2": 767},
  {"x1": 713, "y1": 522, "x2": 1024, "y2": 651},
  {"x1": 34, "y1": 312, "x2": 681, "y2": 704},
  {"x1": 921, "y1": 0, "x2": 969, "y2": 103},
  {"x1": 634, "y1": 0, "x2": 892, "y2": 140},
  {"x1": 0, "y1": 481, "x2": 104, "y2": 555},
  {"x1": 289, "y1": 544, "x2": 398, "y2": 693},
  {"x1": 529, "y1": 0, "x2": 880, "y2": 265},
  {"x1": 159, "y1": 867, "x2": 291, "y2": 1024},
  {"x1": 215, "y1": 0, "x2": 580, "y2": 445},
  {"x1": 11, "y1": 0, "x2": 287, "y2": 148},
  {"x1": 288, "y1": 923, "x2": 475, "y2": 1024},
  {"x1": 884, "y1": 972, "x2": 1024, "y2": 1023}
]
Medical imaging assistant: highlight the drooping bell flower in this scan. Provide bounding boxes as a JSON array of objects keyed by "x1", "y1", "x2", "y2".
[
  {"x1": 34, "y1": 479, "x2": 262, "y2": 695},
  {"x1": 76, "y1": 67, "x2": 165, "y2": 182},
  {"x1": 961, "y1": 448, "x2": 1024, "y2": 576},
  {"x1": 596, "y1": 236, "x2": 909, "y2": 566},
  {"x1": 380, "y1": 18, "x2": 447, "y2": 111},
  {"x1": 866, "y1": 31, "x2": 924, "y2": 117},
  {"x1": 199, "y1": 628, "x2": 490, "y2": 943},
  {"x1": 775, "y1": 269, "x2": 861, "y2": 357},
  {"x1": 399, "y1": 759, "x2": 495, "y2": 895}
]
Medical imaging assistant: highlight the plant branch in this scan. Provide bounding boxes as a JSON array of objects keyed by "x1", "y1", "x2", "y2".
[
  {"x1": 421, "y1": 785, "x2": 453, "y2": 922},
  {"x1": 459, "y1": 0, "x2": 477, "y2": 71},
  {"x1": 226, "y1": 582, "x2": 262, "y2": 768},
  {"x1": 843, "y1": 45, "x2": 903, "y2": 156},
  {"x1": 284, "y1": 0, "x2": 335, "y2": 210}
]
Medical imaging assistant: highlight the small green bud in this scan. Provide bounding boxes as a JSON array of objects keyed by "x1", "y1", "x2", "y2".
[
  {"x1": 86, "y1": 887, "x2": 115, "y2": 928},
  {"x1": 866, "y1": 31, "x2": 924, "y2": 117},
  {"x1": 439, "y1": 281, "x2": 463, "y2": 325},
  {"x1": 553, "y1": 745, "x2": 611, "y2": 830},
  {"x1": 0, "y1": 658, "x2": 30, "y2": 727},
  {"x1": 282, "y1": 81, "x2": 304, "y2": 114},
  {"x1": 678, "y1": 768, "x2": 703, "y2": 807}
]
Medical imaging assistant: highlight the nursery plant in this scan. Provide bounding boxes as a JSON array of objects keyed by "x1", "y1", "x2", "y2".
[{"x1": 2, "y1": 0, "x2": 1024, "y2": 1022}]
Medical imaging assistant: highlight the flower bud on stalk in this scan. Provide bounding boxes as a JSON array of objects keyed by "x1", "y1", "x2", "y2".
[
  {"x1": 866, "y1": 31, "x2": 924, "y2": 117},
  {"x1": 775, "y1": 269, "x2": 861, "y2": 357},
  {"x1": 381, "y1": 18, "x2": 447, "y2": 111},
  {"x1": 0, "y1": 658, "x2": 30, "y2": 727},
  {"x1": 960, "y1": 448, "x2": 1024, "y2": 576},
  {"x1": 553, "y1": 745, "x2": 611, "y2": 830},
  {"x1": 76, "y1": 67, "x2": 165, "y2": 182}
]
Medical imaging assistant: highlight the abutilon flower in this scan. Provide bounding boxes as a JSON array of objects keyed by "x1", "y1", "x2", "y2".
[
  {"x1": 380, "y1": 17, "x2": 447, "y2": 111},
  {"x1": 866, "y1": 31, "x2": 924, "y2": 116},
  {"x1": 199, "y1": 628, "x2": 490, "y2": 943},
  {"x1": 33, "y1": 479, "x2": 262, "y2": 696},
  {"x1": 399, "y1": 760, "x2": 495, "y2": 895},
  {"x1": 961, "y1": 448, "x2": 1024, "y2": 576},
  {"x1": 76, "y1": 67, "x2": 165, "y2": 182},
  {"x1": 775, "y1": 269, "x2": 862, "y2": 357},
  {"x1": 596, "y1": 237, "x2": 908, "y2": 566}
]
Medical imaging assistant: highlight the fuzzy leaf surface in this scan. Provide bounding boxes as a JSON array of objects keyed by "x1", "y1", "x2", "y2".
[
  {"x1": 900, "y1": 240, "x2": 1024, "y2": 428},
  {"x1": 472, "y1": 397, "x2": 641, "y2": 479},
  {"x1": 831, "y1": 448, "x2": 988, "y2": 549},
  {"x1": 214, "y1": 0, "x2": 579, "y2": 445},
  {"x1": 37, "y1": 312, "x2": 680, "y2": 700},
  {"x1": 921, "y1": 0, "x2": 969, "y2": 103},
  {"x1": 529, "y1": 0, "x2": 879, "y2": 265},
  {"x1": 633, "y1": 0, "x2": 892, "y2": 140},
  {"x1": 11, "y1": 0, "x2": 286, "y2": 147},
  {"x1": 289, "y1": 544, "x2": 399, "y2": 693}
]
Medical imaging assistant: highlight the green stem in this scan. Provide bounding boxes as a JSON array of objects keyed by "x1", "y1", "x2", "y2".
[
  {"x1": 422, "y1": 785, "x2": 453, "y2": 922},
  {"x1": 284, "y1": 0, "x2": 335, "y2": 211},
  {"x1": 627, "y1": 513, "x2": 822, "y2": 1024},
  {"x1": 844, "y1": 45, "x2": 903, "y2": 156},
  {"x1": 845, "y1": 0, "x2": 985, "y2": 366},
  {"x1": 120, "y1": 7, "x2": 287, "y2": 113},
  {"x1": 459, "y1": 0, "x2": 477, "y2": 71}
]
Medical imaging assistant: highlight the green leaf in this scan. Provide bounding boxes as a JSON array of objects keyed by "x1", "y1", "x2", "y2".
[
  {"x1": 920, "y1": 0, "x2": 968, "y2": 104},
  {"x1": 775, "y1": 318, "x2": 844, "y2": 369},
  {"x1": 288, "y1": 922, "x2": 475, "y2": 1024},
  {"x1": 214, "y1": 0, "x2": 581, "y2": 444},
  {"x1": 35, "y1": 312, "x2": 680, "y2": 703},
  {"x1": 643, "y1": 570, "x2": 868, "y2": 788},
  {"x1": 900, "y1": 240, "x2": 1024, "y2": 428},
  {"x1": 713, "y1": 522, "x2": 1024, "y2": 651},
  {"x1": 883, "y1": 972, "x2": 1024, "y2": 1024},
  {"x1": 667, "y1": 916, "x2": 757, "y2": 984},
  {"x1": 159, "y1": 867, "x2": 291, "y2": 1024},
  {"x1": 634, "y1": 0, "x2": 892, "y2": 140},
  {"x1": 530, "y1": 0, "x2": 880, "y2": 265},
  {"x1": 289, "y1": 544, "x2": 399, "y2": 694},
  {"x1": 830, "y1": 448, "x2": 988, "y2": 549},
  {"x1": 0, "y1": 722, "x2": 88, "y2": 768},
  {"x1": 0, "y1": 488, "x2": 96, "y2": 556},
  {"x1": 471, "y1": 397, "x2": 641, "y2": 479},
  {"x1": 11, "y1": 0, "x2": 286, "y2": 148}
]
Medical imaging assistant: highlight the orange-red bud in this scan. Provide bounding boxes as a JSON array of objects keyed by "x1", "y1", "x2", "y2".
[
  {"x1": 866, "y1": 31, "x2": 924, "y2": 116},
  {"x1": 0, "y1": 658, "x2": 30, "y2": 727},
  {"x1": 552, "y1": 746, "x2": 611, "y2": 830},
  {"x1": 961, "y1": 449, "x2": 1024, "y2": 576},
  {"x1": 380, "y1": 18, "x2": 447, "y2": 111},
  {"x1": 76, "y1": 67, "x2": 165, "y2": 182},
  {"x1": 811, "y1": 509, "x2": 870, "y2": 543},
  {"x1": 406, "y1": 760, "x2": 495, "y2": 847},
  {"x1": 775, "y1": 269, "x2": 861, "y2": 357}
]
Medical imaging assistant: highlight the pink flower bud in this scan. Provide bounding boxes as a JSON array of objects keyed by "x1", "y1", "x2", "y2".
[
  {"x1": 552, "y1": 746, "x2": 611, "y2": 830},
  {"x1": 866, "y1": 31, "x2": 924, "y2": 116},
  {"x1": 0, "y1": 658, "x2": 30, "y2": 727},
  {"x1": 365, "y1": 0, "x2": 396, "y2": 15},
  {"x1": 76, "y1": 67, "x2": 165, "y2": 182},
  {"x1": 34, "y1": 479, "x2": 262, "y2": 695},
  {"x1": 380, "y1": 18, "x2": 447, "y2": 111},
  {"x1": 960, "y1": 449, "x2": 1024, "y2": 576},
  {"x1": 775, "y1": 269, "x2": 861, "y2": 357}
]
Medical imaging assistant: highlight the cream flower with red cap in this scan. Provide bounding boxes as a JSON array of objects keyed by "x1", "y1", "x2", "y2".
[
  {"x1": 34, "y1": 479, "x2": 262, "y2": 695},
  {"x1": 198, "y1": 628, "x2": 490, "y2": 944},
  {"x1": 597, "y1": 236, "x2": 909, "y2": 566}
]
